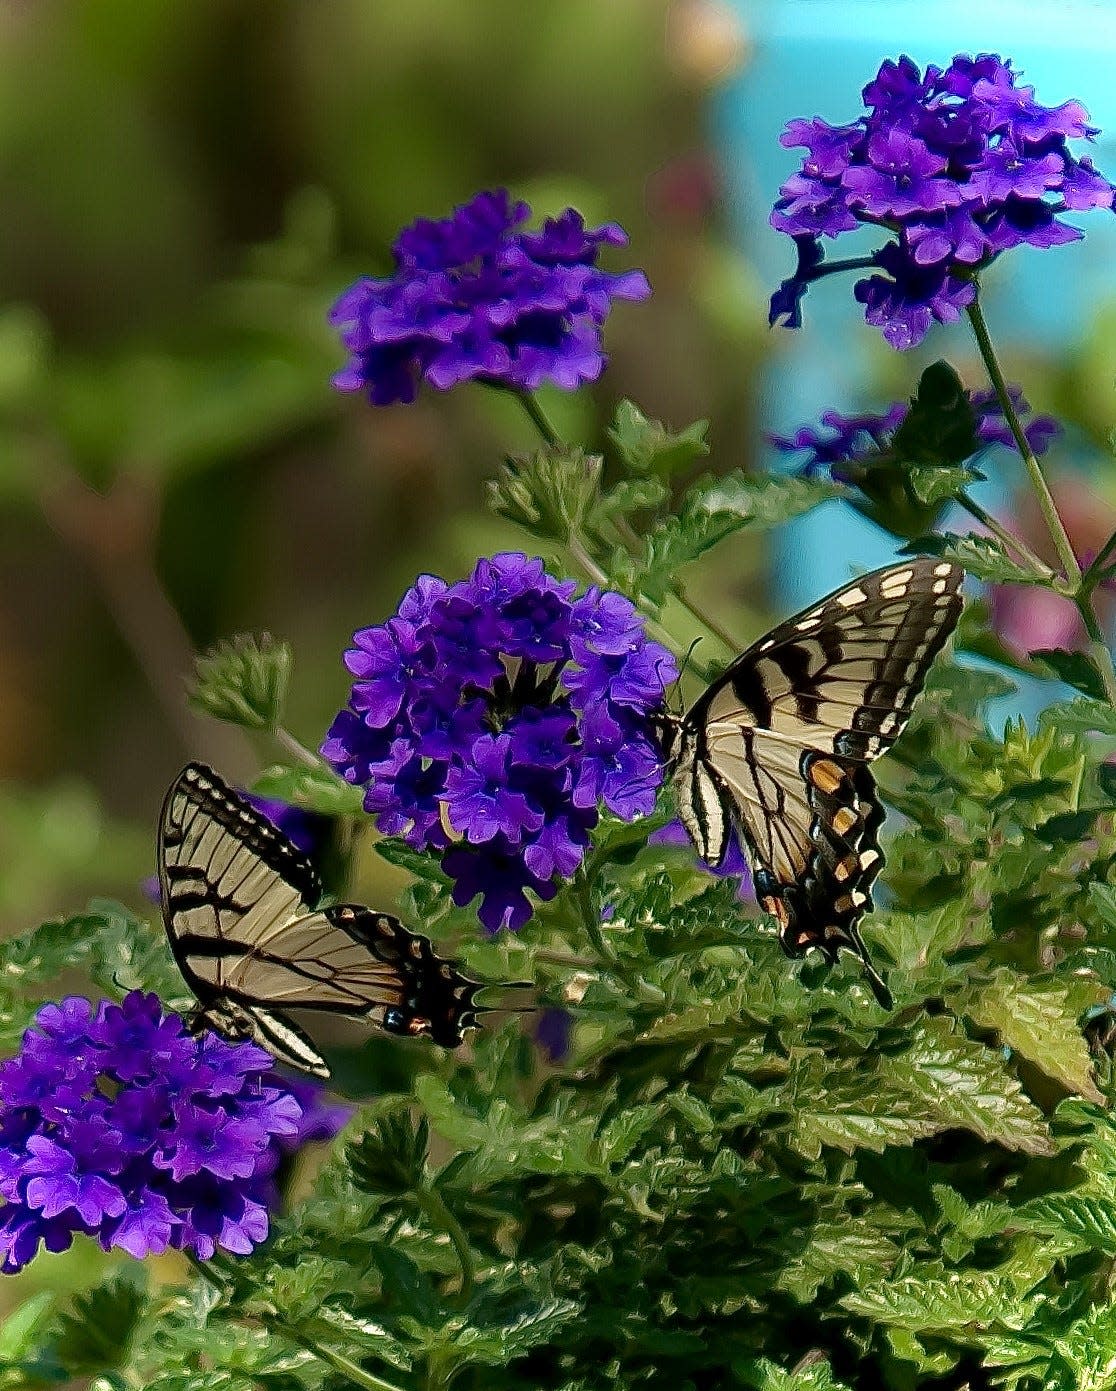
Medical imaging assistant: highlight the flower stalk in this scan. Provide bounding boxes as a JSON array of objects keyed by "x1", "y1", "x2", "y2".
[{"x1": 966, "y1": 298, "x2": 1116, "y2": 704}]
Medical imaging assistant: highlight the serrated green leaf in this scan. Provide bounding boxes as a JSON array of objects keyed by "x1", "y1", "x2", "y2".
[
  {"x1": 883, "y1": 1016, "x2": 1054, "y2": 1156},
  {"x1": 1018, "y1": 1192, "x2": 1116, "y2": 1255},
  {"x1": 451, "y1": 1298, "x2": 581, "y2": 1364},
  {"x1": 590, "y1": 476, "x2": 670, "y2": 530},
  {"x1": 252, "y1": 762, "x2": 364, "y2": 815},
  {"x1": 841, "y1": 1267, "x2": 1038, "y2": 1333},
  {"x1": 1052, "y1": 1298, "x2": 1116, "y2": 1390},
  {"x1": 1033, "y1": 648, "x2": 1110, "y2": 700},
  {"x1": 1049, "y1": 699, "x2": 1116, "y2": 738},
  {"x1": 965, "y1": 974, "x2": 1104, "y2": 1103},
  {"x1": 691, "y1": 471, "x2": 843, "y2": 527},
  {"x1": 738, "y1": 1353, "x2": 855, "y2": 1390},
  {"x1": 54, "y1": 1277, "x2": 145, "y2": 1376},
  {"x1": 349, "y1": 1107, "x2": 429, "y2": 1195},
  {"x1": 902, "y1": 532, "x2": 1049, "y2": 586},
  {"x1": 905, "y1": 464, "x2": 982, "y2": 506},
  {"x1": 373, "y1": 838, "x2": 449, "y2": 883},
  {"x1": 607, "y1": 400, "x2": 710, "y2": 477}
]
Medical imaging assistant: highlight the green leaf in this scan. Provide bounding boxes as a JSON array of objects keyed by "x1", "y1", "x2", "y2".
[
  {"x1": 1090, "y1": 882, "x2": 1116, "y2": 930},
  {"x1": 189, "y1": 632, "x2": 291, "y2": 731},
  {"x1": 739, "y1": 1354, "x2": 856, "y2": 1391},
  {"x1": 590, "y1": 477, "x2": 670, "y2": 530},
  {"x1": 251, "y1": 762, "x2": 364, "y2": 815},
  {"x1": 1051, "y1": 1300, "x2": 1116, "y2": 1391},
  {"x1": 841, "y1": 1266, "x2": 1038, "y2": 1333},
  {"x1": 607, "y1": 400, "x2": 709, "y2": 477},
  {"x1": 905, "y1": 464, "x2": 982, "y2": 507},
  {"x1": 54, "y1": 1277, "x2": 145, "y2": 1376},
  {"x1": 0, "y1": 1293, "x2": 54, "y2": 1367},
  {"x1": 690, "y1": 471, "x2": 843, "y2": 528},
  {"x1": 902, "y1": 532, "x2": 1048, "y2": 586},
  {"x1": 1049, "y1": 699, "x2": 1116, "y2": 738},
  {"x1": 884, "y1": 1016, "x2": 1054, "y2": 1156},
  {"x1": 451, "y1": 1298, "x2": 581, "y2": 1364},
  {"x1": 1033, "y1": 648, "x2": 1110, "y2": 701},
  {"x1": 965, "y1": 973, "x2": 1104, "y2": 1103},
  {"x1": 488, "y1": 448, "x2": 603, "y2": 540},
  {"x1": 349, "y1": 1107, "x2": 430, "y2": 1195},
  {"x1": 373, "y1": 838, "x2": 449, "y2": 883}
]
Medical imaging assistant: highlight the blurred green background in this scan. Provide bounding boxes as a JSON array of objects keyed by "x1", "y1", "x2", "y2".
[{"x1": 0, "y1": 0, "x2": 765, "y2": 935}]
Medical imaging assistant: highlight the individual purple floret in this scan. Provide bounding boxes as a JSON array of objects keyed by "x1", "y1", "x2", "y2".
[
  {"x1": 322, "y1": 553, "x2": 678, "y2": 933},
  {"x1": 769, "y1": 384, "x2": 1059, "y2": 479},
  {"x1": 0, "y1": 992, "x2": 334, "y2": 1272},
  {"x1": 770, "y1": 52, "x2": 1115, "y2": 347},
  {"x1": 329, "y1": 189, "x2": 650, "y2": 405}
]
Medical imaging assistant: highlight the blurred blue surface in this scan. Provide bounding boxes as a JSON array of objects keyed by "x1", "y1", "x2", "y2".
[{"x1": 715, "y1": 0, "x2": 1116, "y2": 603}]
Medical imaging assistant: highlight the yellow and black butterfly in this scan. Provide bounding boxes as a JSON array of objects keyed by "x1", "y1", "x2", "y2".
[
  {"x1": 158, "y1": 762, "x2": 486, "y2": 1077},
  {"x1": 653, "y1": 557, "x2": 964, "y2": 1006}
]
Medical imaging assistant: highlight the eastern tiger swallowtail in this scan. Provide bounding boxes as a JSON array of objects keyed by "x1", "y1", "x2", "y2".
[
  {"x1": 158, "y1": 762, "x2": 486, "y2": 1077},
  {"x1": 653, "y1": 557, "x2": 964, "y2": 1008}
]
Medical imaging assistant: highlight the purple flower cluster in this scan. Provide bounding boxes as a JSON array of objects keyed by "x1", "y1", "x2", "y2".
[
  {"x1": 322, "y1": 553, "x2": 677, "y2": 933},
  {"x1": 329, "y1": 190, "x2": 650, "y2": 405},
  {"x1": 0, "y1": 993, "x2": 340, "y2": 1272},
  {"x1": 770, "y1": 53, "x2": 1114, "y2": 347},
  {"x1": 770, "y1": 384, "x2": 1059, "y2": 480}
]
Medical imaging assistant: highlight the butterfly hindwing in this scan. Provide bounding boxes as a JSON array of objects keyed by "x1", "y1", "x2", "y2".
[
  {"x1": 158, "y1": 763, "x2": 484, "y2": 1075},
  {"x1": 666, "y1": 559, "x2": 964, "y2": 1004}
]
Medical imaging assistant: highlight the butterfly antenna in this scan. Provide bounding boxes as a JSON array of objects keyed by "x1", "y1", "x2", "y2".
[{"x1": 673, "y1": 638, "x2": 703, "y2": 709}]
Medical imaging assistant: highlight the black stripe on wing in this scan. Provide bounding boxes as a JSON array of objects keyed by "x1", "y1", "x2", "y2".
[
  {"x1": 688, "y1": 558, "x2": 964, "y2": 762},
  {"x1": 161, "y1": 761, "x2": 321, "y2": 908},
  {"x1": 752, "y1": 753, "x2": 891, "y2": 1008}
]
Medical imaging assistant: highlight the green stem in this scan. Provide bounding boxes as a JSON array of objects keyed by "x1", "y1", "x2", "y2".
[
  {"x1": 514, "y1": 392, "x2": 733, "y2": 673},
  {"x1": 965, "y1": 298, "x2": 1080, "y2": 582},
  {"x1": 275, "y1": 724, "x2": 323, "y2": 770},
  {"x1": 574, "y1": 870, "x2": 615, "y2": 964},
  {"x1": 966, "y1": 296, "x2": 1116, "y2": 705},
  {"x1": 954, "y1": 494, "x2": 1057, "y2": 584},
  {"x1": 186, "y1": 1254, "x2": 408, "y2": 1391},
  {"x1": 414, "y1": 1184, "x2": 475, "y2": 1306},
  {"x1": 515, "y1": 390, "x2": 563, "y2": 449}
]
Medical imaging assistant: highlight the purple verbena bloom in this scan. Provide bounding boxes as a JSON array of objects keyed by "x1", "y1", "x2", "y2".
[
  {"x1": 534, "y1": 1007, "x2": 573, "y2": 1064},
  {"x1": 322, "y1": 554, "x2": 677, "y2": 933},
  {"x1": 0, "y1": 993, "x2": 325, "y2": 1272},
  {"x1": 771, "y1": 383, "x2": 1059, "y2": 480},
  {"x1": 854, "y1": 242, "x2": 976, "y2": 350},
  {"x1": 330, "y1": 190, "x2": 649, "y2": 405},
  {"x1": 770, "y1": 52, "x2": 1113, "y2": 347}
]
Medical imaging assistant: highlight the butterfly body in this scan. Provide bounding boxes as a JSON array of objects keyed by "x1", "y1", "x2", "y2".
[
  {"x1": 656, "y1": 558, "x2": 964, "y2": 1006},
  {"x1": 158, "y1": 762, "x2": 484, "y2": 1076}
]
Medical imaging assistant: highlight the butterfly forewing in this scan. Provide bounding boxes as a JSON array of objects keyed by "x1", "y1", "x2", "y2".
[
  {"x1": 670, "y1": 558, "x2": 964, "y2": 1004},
  {"x1": 694, "y1": 559, "x2": 964, "y2": 761},
  {"x1": 158, "y1": 763, "x2": 486, "y2": 1074}
]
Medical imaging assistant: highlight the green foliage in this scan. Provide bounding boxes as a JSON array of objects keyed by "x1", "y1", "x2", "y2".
[
  {"x1": 190, "y1": 632, "x2": 292, "y2": 733},
  {"x1": 607, "y1": 400, "x2": 711, "y2": 479}
]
